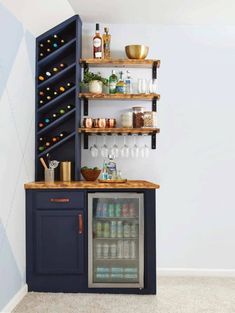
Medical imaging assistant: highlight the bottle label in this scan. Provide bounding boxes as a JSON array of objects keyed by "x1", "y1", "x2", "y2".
[
  {"x1": 93, "y1": 38, "x2": 101, "y2": 48},
  {"x1": 116, "y1": 85, "x2": 126, "y2": 93},
  {"x1": 109, "y1": 82, "x2": 116, "y2": 93},
  {"x1": 95, "y1": 51, "x2": 102, "y2": 58}
]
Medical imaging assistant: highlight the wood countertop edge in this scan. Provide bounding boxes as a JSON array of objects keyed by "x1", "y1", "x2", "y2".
[{"x1": 24, "y1": 180, "x2": 160, "y2": 190}]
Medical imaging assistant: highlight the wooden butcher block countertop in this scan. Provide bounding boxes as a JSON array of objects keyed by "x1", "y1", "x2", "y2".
[{"x1": 24, "y1": 180, "x2": 160, "y2": 190}]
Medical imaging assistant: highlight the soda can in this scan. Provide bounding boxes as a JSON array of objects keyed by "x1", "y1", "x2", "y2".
[
  {"x1": 108, "y1": 203, "x2": 115, "y2": 217},
  {"x1": 123, "y1": 223, "x2": 131, "y2": 238},
  {"x1": 102, "y1": 202, "x2": 108, "y2": 217},
  {"x1": 103, "y1": 243, "x2": 109, "y2": 258},
  {"x1": 110, "y1": 243, "x2": 117, "y2": 258},
  {"x1": 123, "y1": 240, "x2": 130, "y2": 259},
  {"x1": 96, "y1": 243, "x2": 102, "y2": 258},
  {"x1": 117, "y1": 240, "x2": 123, "y2": 259},
  {"x1": 96, "y1": 203, "x2": 102, "y2": 217},
  {"x1": 96, "y1": 222, "x2": 102, "y2": 238},
  {"x1": 130, "y1": 240, "x2": 136, "y2": 259},
  {"x1": 110, "y1": 221, "x2": 117, "y2": 238},
  {"x1": 121, "y1": 203, "x2": 129, "y2": 217},
  {"x1": 130, "y1": 223, "x2": 137, "y2": 238},
  {"x1": 117, "y1": 221, "x2": 123, "y2": 238},
  {"x1": 115, "y1": 203, "x2": 121, "y2": 217},
  {"x1": 129, "y1": 203, "x2": 136, "y2": 217},
  {"x1": 103, "y1": 222, "x2": 110, "y2": 238}
]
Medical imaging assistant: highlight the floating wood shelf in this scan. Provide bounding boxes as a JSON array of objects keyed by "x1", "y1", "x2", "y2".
[
  {"x1": 79, "y1": 93, "x2": 160, "y2": 101},
  {"x1": 80, "y1": 58, "x2": 160, "y2": 68},
  {"x1": 78, "y1": 127, "x2": 160, "y2": 135}
]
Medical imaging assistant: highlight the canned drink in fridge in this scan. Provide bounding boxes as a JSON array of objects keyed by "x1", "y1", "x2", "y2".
[
  {"x1": 123, "y1": 223, "x2": 131, "y2": 238},
  {"x1": 96, "y1": 222, "x2": 102, "y2": 238},
  {"x1": 103, "y1": 243, "x2": 109, "y2": 258},
  {"x1": 117, "y1": 240, "x2": 123, "y2": 259},
  {"x1": 110, "y1": 243, "x2": 117, "y2": 258},
  {"x1": 123, "y1": 240, "x2": 130, "y2": 259},
  {"x1": 110, "y1": 221, "x2": 117, "y2": 238},
  {"x1": 108, "y1": 203, "x2": 115, "y2": 217},
  {"x1": 129, "y1": 203, "x2": 136, "y2": 217},
  {"x1": 130, "y1": 223, "x2": 137, "y2": 237},
  {"x1": 95, "y1": 243, "x2": 102, "y2": 258},
  {"x1": 117, "y1": 221, "x2": 123, "y2": 238},
  {"x1": 102, "y1": 202, "x2": 108, "y2": 217},
  {"x1": 121, "y1": 203, "x2": 129, "y2": 217},
  {"x1": 96, "y1": 203, "x2": 102, "y2": 217},
  {"x1": 130, "y1": 240, "x2": 136, "y2": 259},
  {"x1": 115, "y1": 202, "x2": 121, "y2": 217},
  {"x1": 103, "y1": 222, "x2": 110, "y2": 238}
]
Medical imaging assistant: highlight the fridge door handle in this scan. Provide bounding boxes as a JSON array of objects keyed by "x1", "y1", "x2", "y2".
[{"x1": 78, "y1": 213, "x2": 84, "y2": 234}]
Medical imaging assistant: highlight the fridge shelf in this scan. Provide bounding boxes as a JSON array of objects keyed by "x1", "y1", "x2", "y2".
[
  {"x1": 94, "y1": 237, "x2": 137, "y2": 240},
  {"x1": 94, "y1": 217, "x2": 139, "y2": 220},
  {"x1": 95, "y1": 258, "x2": 137, "y2": 261}
]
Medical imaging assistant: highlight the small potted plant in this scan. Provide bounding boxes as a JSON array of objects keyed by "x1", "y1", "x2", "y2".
[{"x1": 80, "y1": 70, "x2": 108, "y2": 94}]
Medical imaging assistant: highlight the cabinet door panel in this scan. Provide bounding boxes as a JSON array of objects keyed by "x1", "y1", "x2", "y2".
[{"x1": 35, "y1": 210, "x2": 84, "y2": 274}]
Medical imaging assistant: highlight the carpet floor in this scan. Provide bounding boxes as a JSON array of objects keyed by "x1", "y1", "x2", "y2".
[{"x1": 13, "y1": 277, "x2": 235, "y2": 313}]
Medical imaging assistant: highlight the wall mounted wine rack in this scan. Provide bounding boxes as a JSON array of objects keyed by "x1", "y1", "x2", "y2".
[{"x1": 35, "y1": 15, "x2": 82, "y2": 181}]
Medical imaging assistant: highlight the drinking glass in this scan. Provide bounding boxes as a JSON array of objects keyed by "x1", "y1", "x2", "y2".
[
  {"x1": 140, "y1": 144, "x2": 150, "y2": 158},
  {"x1": 121, "y1": 135, "x2": 129, "y2": 158},
  {"x1": 131, "y1": 135, "x2": 139, "y2": 158},
  {"x1": 111, "y1": 135, "x2": 119, "y2": 158},
  {"x1": 138, "y1": 79, "x2": 147, "y2": 94},
  {"x1": 148, "y1": 79, "x2": 157, "y2": 93},
  {"x1": 100, "y1": 135, "x2": 109, "y2": 158},
  {"x1": 90, "y1": 135, "x2": 99, "y2": 158}
]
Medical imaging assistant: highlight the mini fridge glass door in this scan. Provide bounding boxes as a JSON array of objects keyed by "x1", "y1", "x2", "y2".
[{"x1": 88, "y1": 192, "x2": 144, "y2": 288}]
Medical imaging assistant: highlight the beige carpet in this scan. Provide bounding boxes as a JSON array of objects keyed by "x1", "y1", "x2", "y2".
[{"x1": 13, "y1": 277, "x2": 235, "y2": 313}]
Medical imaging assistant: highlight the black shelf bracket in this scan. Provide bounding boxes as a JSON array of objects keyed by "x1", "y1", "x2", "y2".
[
  {"x1": 152, "y1": 61, "x2": 158, "y2": 79},
  {"x1": 84, "y1": 133, "x2": 89, "y2": 149},
  {"x1": 152, "y1": 98, "x2": 157, "y2": 112},
  {"x1": 83, "y1": 98, "x2": 88, "y2": 116},
  {"x1": 151, "y1": 133, "x2": 156, "y2": 149},
  {"x1": 83, "y1": 62, "x2": 89, "y2": 72}
]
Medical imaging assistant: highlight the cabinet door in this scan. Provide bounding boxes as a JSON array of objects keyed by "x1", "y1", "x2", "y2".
[{"x1": 35, "y1": 210, "x2": 84, "y2": 274}]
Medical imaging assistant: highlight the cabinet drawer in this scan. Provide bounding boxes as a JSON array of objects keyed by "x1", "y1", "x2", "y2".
[{"x1": 34, "y1": 191, "x2": 84, "y2": 209}]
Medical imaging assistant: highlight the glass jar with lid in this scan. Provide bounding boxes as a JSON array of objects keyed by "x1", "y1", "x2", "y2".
[
  {"x1": 143, "y1": 111, "x2": 157, "y2": 127},
  {"x1": 121, "y1": 111, "x2": 133, "y2": 128},
  {"x1": 132, "y1": 107, "x2": 144, "y2": 128}
]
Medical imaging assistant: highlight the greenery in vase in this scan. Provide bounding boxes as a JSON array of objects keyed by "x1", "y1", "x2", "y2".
[{"x1": 80, "y1": 70, "x2": 108, "y2": 87}]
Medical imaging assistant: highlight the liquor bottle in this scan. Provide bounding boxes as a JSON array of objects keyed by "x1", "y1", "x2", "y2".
[
  {"x1": 38, "y1": 122, "x2": 45, "y2": 128},
  {"x1": 93, "y1": 23, "x2": 102, "y2": 59},
  {"x1": 109, "y1": 70, "x2": 118, "y2": 94},
  {"x1": 116, "y1": 71, "x2": 126, "y2": 94},
  {"x1": 125, "y1": 70, "x2": 132, "y2": 94},
  {"x1": 38, "y1": 75, "x2": 45, "y2": 82},
  {"x1": 102, "y1": 27, "x2": 111, "y2": 59}
]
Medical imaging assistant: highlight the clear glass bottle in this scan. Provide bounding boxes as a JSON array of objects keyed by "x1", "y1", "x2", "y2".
[
  {"x1": 116, "y1": 71, "x2": 126, "y2": 94},
  {"x1": 93, "y1": 23, "x2": 102, "y2": 59},
  {"x1": 132, "y1": 107, "x2": 144, "y2": 128},
  {"x1": 109, "y1": 70, "x2": 118, "y2": 94},
  {"x1": 107, "y1": 155, "x2": 117, "y2": 179},
  {"x1": 102, "y1": 27, "x2": 111, "y2": 59},
  {"x1": 125, "y1": 70, "x2": 132, "y2": 94}
]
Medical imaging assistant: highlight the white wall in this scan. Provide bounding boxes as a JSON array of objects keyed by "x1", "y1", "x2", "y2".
[{"x1": 82, "y1": 23, "x2": 235, "y2": 270}]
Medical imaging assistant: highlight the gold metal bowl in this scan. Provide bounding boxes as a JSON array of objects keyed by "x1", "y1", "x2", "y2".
[{"x1": 125, "y1": 45, "x2": 149, "y2": 59}]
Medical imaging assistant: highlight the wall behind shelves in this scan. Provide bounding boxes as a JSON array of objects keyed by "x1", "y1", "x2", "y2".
[
  {"x1": 82, "y1": 23, "x2": 235, "y2": 270},
  {"x1": 0, "y1": 1, "x2": 74, "y2": 311}
]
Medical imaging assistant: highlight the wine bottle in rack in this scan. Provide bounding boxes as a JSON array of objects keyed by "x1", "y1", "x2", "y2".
[
  {"x1": 52, "y1": 136, "x2": 60, "y2": 143},
  {"x1": 52, "y1": 67, "x2": 59, "y2": 73},
  {"x1": 38, "y1": 122, "x2": 45, "y2": 128},
  {"x1": 66, "y1": 104, "x2": 75, "y2": 111},
  {"x1": 38, "y1": 75, "x2": 45, "y2": 82},
  {"x1": 45, "y1": 71, "x2": 52, "y2": 78},
  {"x1": 51, "y1": 113, "x2": 58, "y2": 120},
  {"x1": 59, "y1": 63, "x2": 67, "y2": 70},
  {"x1": 44, "y1": 117, "x2": 50, "y2": 124},
  {"x1": 38, "y1": 145, "x2": 45, "y2": 152},
  {"x1": 58, "y1": 86, "x2": 66, "y2": 93},
  {"x1": 66, "y1": 82, "x2": 75, "y2": 89},
  {"x1": 59, "y1": 108, "x2": 66, "y2": 115}
]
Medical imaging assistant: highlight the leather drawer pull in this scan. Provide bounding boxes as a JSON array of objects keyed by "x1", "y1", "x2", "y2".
[
  {"x1": 50, "y1": 198, "x2": 70, "y2": 203},
  {"x1": 78, "y1": 214, "x2": 83, "y2": 234}
]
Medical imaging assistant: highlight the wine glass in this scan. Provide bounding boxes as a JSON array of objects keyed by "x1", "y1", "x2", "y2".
[
  {"x1": 121, "y1": 135, "x2": 129, "y2": 158},
  {"x1": 90, "y1": 135, "x2": 99, "y2": 158},
  {"x1": 140, "y1": 136, "x2": 150, "y2": 158},
  {"x1": 100, "y1": 135, "x2": 109, "y2": 158},
  {"x1": 111, "y1": 135, "x2": 119, "y2": 158},
  {"x1": 131, "y1": 135, "x2": 139, "y2": 158},
  {"x1": 148, "y1": 79, "x2": 157, "y2": 93}
]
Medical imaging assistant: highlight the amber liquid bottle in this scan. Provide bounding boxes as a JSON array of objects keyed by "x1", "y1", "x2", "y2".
[
  {"x1": 102, "y1": 27, "x2": 111, "y2": 59},
  {"x1": 93, "y1": 23, "x2": 102, "y2": 59}
]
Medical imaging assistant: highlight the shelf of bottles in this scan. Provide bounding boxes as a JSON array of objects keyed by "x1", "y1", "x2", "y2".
[
  {"x1": 88, "y1": 193, "x2": 144, "y2": 288},
  {"x1": 35, "y1": 15, "x2": 81, "y2": 180}
]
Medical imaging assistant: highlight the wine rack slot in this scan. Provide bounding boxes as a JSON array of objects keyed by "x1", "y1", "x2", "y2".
[{"x1": 35, "y1": 15, "x2": 82, "y2": 181}]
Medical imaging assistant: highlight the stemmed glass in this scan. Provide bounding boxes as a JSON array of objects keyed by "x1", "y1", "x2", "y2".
[
  {"x1": 111, "y1": 135, "x2": 119, "y2": 158},
  {"x1": 90, "y1": 135, "x2": 99, "y2": 158},
  {"x1": 100, "y1": 135, "x2": 109, "y2": 158},
  {"x1": 131, "y1": 135, "x2": 139, "y2": 158},
  {"x1": 121, "y1": 135, "x2": 129, "y2": 158},
  {"x1": 140, "y1": 135, "x2": 150, "y2": 158}
]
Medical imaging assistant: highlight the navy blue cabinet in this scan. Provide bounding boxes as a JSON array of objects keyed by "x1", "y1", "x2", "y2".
[{"x1": 35, "y1": 210, "x2": 84, "y2": 274}]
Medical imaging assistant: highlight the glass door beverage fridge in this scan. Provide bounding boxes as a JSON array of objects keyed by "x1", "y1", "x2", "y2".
[{"x1": 88, "y1": 193, "x2": 144, "y2": 288}]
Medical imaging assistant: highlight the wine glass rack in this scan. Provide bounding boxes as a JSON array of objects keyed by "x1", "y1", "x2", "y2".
[{"x1": 35, "y1": 15, "x2": 82, "y2": 181}]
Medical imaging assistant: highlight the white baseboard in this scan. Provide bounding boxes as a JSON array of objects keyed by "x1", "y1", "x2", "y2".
[
  {"x1": 158, "y1": 268, "x2": 235, "y2": 277},
  {"x1": 1, "y1": 284, "x2": 28, "y2": 313}
]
